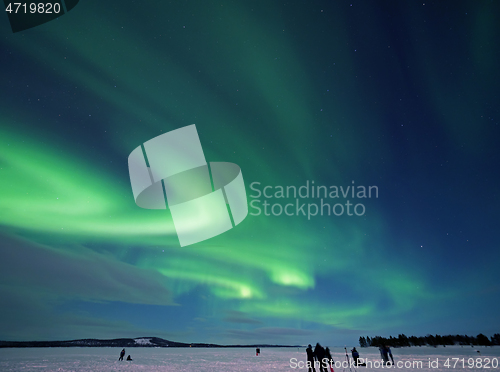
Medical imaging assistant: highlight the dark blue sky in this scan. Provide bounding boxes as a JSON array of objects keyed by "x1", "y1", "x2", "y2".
[{"x1": 0, "y1": 0, "x2": 498, "y2": 345}]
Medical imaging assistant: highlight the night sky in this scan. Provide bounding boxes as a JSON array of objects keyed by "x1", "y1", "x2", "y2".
[{"x1": 0, "y1": 0, "x2": 499, "y2": 346}]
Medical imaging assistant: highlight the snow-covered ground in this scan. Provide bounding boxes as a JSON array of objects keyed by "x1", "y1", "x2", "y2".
[{"x1": 0, "y1": 345, "x2": 498, "y2": 371}]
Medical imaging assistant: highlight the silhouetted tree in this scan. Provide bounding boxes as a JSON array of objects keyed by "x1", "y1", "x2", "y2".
[
  {"x1": 477, "y1": 334, "x2": 491, "y2": 346},
  {"x1": 398, "y1": 334, "x2": 410, "y2": 347},
  {"x1": 359, "y1": 333, "x2": 500, "y2": 348},
  {"x1": 491, "y1": 334, "x2": 500, "y2": 345},
  {"x1": 359, "y1": 337, "x2": 367, "y2": 347}
]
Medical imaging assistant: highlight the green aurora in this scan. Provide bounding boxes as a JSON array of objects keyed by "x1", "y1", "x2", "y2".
[{"x1": 0, "y1": 1, "x2": 499, "y2": 344}]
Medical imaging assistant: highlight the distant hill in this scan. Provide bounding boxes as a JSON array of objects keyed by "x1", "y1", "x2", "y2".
[{"x1": 0, "y1": 337, "x2": 301, "y2": 348}]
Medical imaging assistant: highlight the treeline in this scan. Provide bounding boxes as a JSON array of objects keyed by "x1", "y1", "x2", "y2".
[{"x1": 359, "y1": 334, "x2": 500, "y2": 348}]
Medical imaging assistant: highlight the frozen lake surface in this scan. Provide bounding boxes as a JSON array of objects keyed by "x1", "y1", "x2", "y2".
[{"x1": 0, "y1": 345, "x2": 498, "y2": 371}]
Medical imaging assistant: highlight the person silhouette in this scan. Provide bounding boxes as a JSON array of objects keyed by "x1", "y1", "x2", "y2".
[
  {"x1": 306, "y1": 344, "x2": 316, "y2": 372},
  {"x1": 314, "y1": 343, "x2": 327, "y2": 372},
  {"x1": 325, "y1": 347, "x2": 334, "y2": 372},
  {"x1": 386, "y1": 346, "x2": 394, "y2": 364},
  {"x1": 352, "y1": 347, "x2": 360, "y2": 365},
  {"x1": 118, "y1": 348, "x2": 125, "y2": 361}
]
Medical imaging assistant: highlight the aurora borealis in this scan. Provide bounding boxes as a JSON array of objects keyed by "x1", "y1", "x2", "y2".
[{"x1": 0, "y1": 0, "x2": 499, "y2": 345}]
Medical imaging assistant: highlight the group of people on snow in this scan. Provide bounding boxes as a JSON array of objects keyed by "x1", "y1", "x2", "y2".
[
  {"x1": 305, "y1": 343, "x2": 395, "y2": 372},
  {"x1": 118, "y1": 348, "x2": 132, "y2": 361},
  {"x1": 305, "y1": 343, "x2": 335, "y2": 372},
  {"x1": 379, "y1": 345, "x2": 394, "y2": 364},
  {"x1": 353, "y1": 345, "x2": 394, "y2": 365}
]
